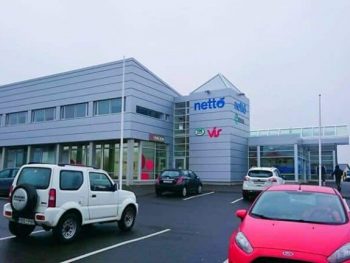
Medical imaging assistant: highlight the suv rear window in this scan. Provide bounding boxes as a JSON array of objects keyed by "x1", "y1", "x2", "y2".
[
  {"x1": 17, "y1": 167, "x2": 51, "y2": 189},
  {"x1": 248, "y1": 170, "x2": 273, "y2": 178}
]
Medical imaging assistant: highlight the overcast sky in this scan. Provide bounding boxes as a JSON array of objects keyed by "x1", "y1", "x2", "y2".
[{"x1": 1, "y1": 0, "x2": 349, "y2": 163}]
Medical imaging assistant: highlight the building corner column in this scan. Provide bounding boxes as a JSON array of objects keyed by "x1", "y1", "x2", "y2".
[
  {"x1": 56, "y1": 144, "x2": 61, "y2": 164},
  {"x1": 0, "y1": 147, "x2": 5, "y2": 170},
  {"x1": 27, "y1": 145, "x2": 31, "y2": 164},
  {"x1": 126, "y1": 139, "x2": 134, "y2": 186}
]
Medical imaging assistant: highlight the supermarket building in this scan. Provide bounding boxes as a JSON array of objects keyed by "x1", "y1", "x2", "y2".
[{"x1": 0, "y1": 58, "x2": 348, "y2": 183}]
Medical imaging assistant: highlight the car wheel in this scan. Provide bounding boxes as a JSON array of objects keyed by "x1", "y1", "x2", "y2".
[
  {"x1": 156, "y1": 189, "x2": 162, "y2": 197},
  {"x1": 9, "y1": 221, "x2": 35, "y2": 238},
  {"x1": 53, "y1": 213, "x2": 81, "y2": 243},
  {"x1": 118, "y1": 205, "x2": 136, "y2": 232},
  {"x1": 181, "y1": 187, "x2": 187, "y2": 197},
  {"x1": 196, "y1": 185, "x2": 202, "y2": 194}
]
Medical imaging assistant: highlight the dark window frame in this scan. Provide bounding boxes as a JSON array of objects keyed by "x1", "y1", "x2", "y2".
[{"x1": 59, "y1": 170, "x2": 84, "y2": 191}]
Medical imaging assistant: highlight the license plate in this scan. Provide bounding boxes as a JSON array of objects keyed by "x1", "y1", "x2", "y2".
[
  {"x1": 18, "y1": 217, "x2": 35, "y2": 225},
  {"x1": 163, "y1": 180, "x2": 173, "y2": 184}
]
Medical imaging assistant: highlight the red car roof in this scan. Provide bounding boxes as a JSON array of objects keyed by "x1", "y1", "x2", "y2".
[{"x1": 267, "y1": 184, "x2": 337, "y2": 194}]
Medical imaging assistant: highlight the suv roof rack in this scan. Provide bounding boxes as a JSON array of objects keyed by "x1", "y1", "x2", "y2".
[{"x1": 57, "y1": 163, "x2": 100, "y2": 169}]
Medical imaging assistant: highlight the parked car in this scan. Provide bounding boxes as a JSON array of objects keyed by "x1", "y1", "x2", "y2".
[
  {"x1": 155, "y1": 169, "x2": 203, "y2": 197},
  {"x1": 3, "y1": 163, "x2": 138, "y2": 243},
  {"x1": 242, "y1": 167, "x2": 285, "y2": 200},
  {"x1": 229, "y1": 184, "x2": 350, "y2": 263},
  {"x1": 0, "y1": 168, "x2": 19, "y2": 196}
]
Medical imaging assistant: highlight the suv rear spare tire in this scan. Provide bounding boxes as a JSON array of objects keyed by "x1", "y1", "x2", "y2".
[{"x1": 11, "y1": 184, "x2": 37, "y2": 218}]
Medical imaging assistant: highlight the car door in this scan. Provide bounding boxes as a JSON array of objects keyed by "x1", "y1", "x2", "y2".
[
  {"x1": 0, "y1": 169, "x2": 13, "y2": 194},
  {"x1": 190, "y1": 171, "x2": 201, "y2": 188},
  {"x1": 185, "y1": 170, "x2": 196, "y2": 192},
  {"x1": 88, "y1": 172, "x2": 118, "y2": 220}
]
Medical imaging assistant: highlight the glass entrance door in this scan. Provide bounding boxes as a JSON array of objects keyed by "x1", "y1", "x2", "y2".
[{"x1": 175, "y1": 158, "x2": 185, "y2": 169}]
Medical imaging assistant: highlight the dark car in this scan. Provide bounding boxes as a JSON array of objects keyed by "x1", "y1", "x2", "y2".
[
  {"x1": 0, "y1": 168, "x2": 19, "y2": 196},
  {"x1": 155, "y1": 169, "x2": 203, "y2": 197}
]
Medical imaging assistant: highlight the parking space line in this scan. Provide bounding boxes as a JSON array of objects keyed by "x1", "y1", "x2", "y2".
[
  {"x1": 0, "y1": 230, "x2": 45, "y2": 241},
  {"x1": 60, "y1": 229, "x2": 171, "y2": 263},
  {"x1": 183, "y1": 191, "x2": 215, "y2": 201},
  {"x1": 231, "y1": 197, "x2": 243, "y2": 204}
]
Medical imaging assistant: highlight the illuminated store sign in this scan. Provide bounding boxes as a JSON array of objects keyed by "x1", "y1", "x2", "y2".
[
  {"x1": 194, "y1": 127, "x2": 222, "y2": 138},
  {"x1": 208, "y1": 127, "x2": 222, "y2": 138},
  {"x1": 234, "y1": 113, "x2": 245, "y2": 125},
  {"x1": 234, "y1": 101, "x2": 247, "y2": 114},
  {"x1": 194, "y1": 128, "x2": 205, "y2": 136},
  {"x1": 194, "y1": 97, "x2": 225, "y2": 111},
  {"x1": 149, "y1": 134, "x2": 165, "y2": 143}
]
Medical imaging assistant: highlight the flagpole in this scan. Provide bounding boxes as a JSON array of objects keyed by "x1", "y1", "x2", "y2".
[
  {"x1": 119, "y1": 57, "x2": 125, "y2": 190},
  {"x1": 318, "y1": 94, "x2": 322, "y2": 186}
]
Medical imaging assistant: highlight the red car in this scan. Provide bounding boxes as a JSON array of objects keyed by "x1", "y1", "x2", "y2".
[{"x1": 228, "y1": 184, "x2": 350, "y2": 263}]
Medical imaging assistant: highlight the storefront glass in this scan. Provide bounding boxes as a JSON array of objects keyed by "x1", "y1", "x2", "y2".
[
  {"x1": 141, "y1": 141, "x2": 168, "y2": 180},
  {"x1": 31, "y1": 145, "x2": 56, "y2": 164},
  {"x1": 5, "y1": 148, "x2": 27, "y2": 168},
  {"x1": 60, "y1": 144, "x2": 89, "y2": 165}
]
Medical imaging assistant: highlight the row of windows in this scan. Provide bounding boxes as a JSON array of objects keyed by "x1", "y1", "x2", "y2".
[
  {"x1": 0, "y1": 98, "x2": 123, "y2": 126},
  {"x1": 0, "y1": 99, "x2": 170, "y2": 126}
]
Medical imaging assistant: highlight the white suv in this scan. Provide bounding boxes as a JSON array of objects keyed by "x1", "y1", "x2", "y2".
[
  {"x1": 242, "y1": 167, "x2": 285, "y2": 200},
  {"x1": 3, "y1": 164, "x2": 138, "y2": 242}
]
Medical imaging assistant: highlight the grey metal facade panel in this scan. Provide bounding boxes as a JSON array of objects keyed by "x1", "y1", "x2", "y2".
[
  {"x1": 188, "y1": 88, "x2": 250, "y2": 182},
  {"x1": 0, "y1": 58, "x2": 176, "y2": 148}
]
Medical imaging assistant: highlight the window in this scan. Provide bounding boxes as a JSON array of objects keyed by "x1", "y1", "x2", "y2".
[
  {"x1": 94, "y1": 98, "x2": 122, "y2": 115},
  {"x1": 32, "y1": 107, "x2": 55, "y2": 122},
  {"x1": 17, "y1": 167, "x2": 51, "y2": 189},
  {"x1": 89, "y1": 172, "x2": 113, "y2": 191},
  {"x1": 60, "y1": 103, "x2": 87, "y2": 120},
  {"x1": 0, "y1": 169, "x2": 11, "y2": 179},
  {"x1": 6, "y1": 111, "x2": 27, "y2": 125},
  {"x1": 136, "y1": 106, "x2": 168, "y2": 120},
  {"x1": 60, "y1": 170, "x2": 83, "y2": 190}
]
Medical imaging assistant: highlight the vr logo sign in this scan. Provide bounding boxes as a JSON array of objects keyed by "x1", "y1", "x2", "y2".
[
  {"x1": 194, "y1": 127, "x2": 222, "y2": 138},
  {"x1": 194, "y1": 97, "x2": 225, "y2": 111}
]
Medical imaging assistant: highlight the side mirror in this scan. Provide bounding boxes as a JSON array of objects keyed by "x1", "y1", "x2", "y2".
[
  {"x1": 114, "y1": 183, "x2": 119, "y2": 191},
  {"x1": 236, "y1": 209, "x2": 247, "y2": 221}
]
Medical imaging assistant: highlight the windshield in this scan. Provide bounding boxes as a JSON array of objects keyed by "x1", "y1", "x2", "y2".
[
  {"x1": 251, "y1": 191, "x2": 347, "y2": 224},
  {"x1": 17, "y1": 167, "x2": 51, "y2": 189},
  {"x1": 248, "y1": 170, "x2": 273, "y2": 178},
  {"x1": 161, "y1": 171, "x2": 180, "y2": 178}
]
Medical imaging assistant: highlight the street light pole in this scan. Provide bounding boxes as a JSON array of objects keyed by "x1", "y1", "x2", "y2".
[
  {"x1": 318, "y1": 94, "x2": 322, "y2": 186},
  {"x1": 119, "y1": 57, "x2": 125, "y2": 190}
]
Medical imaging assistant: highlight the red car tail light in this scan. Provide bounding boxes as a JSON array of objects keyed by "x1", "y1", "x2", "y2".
[
  {"x1": 4, "y1": 211, "x2": 12, "y2": 217},
  {"x1": 176, "y1": 176, "x2": 185, "y2": 185},
  {"x1": 36, "y1": 214, "x2": 46, "y2": 221},
  {"x1": 48, "y1": 188, "x2": 56, "y2": 208}
]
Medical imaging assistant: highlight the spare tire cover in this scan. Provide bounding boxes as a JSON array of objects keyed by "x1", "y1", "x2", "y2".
[{"x1": 11, "y1": 184, "x2": 37, "y2": 217}]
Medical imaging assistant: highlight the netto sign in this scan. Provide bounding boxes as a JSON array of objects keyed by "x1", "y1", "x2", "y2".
[
  {"x1": 234, "y1": 101, "x2": 247, "y2": 114},
  {"x1": 194, "y1": 97, "x2": 225, "y2": 111}
]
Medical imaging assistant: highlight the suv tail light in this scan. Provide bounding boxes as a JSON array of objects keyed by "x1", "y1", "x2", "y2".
[
  {"x1": 48, "y1": 188, "x2": 56, "y2": 208},
  {"x1": 244, "y1": 176, "x2": 250, "y2": 181},
  {"x1": 176, "y1": 176, "x2": 185, "y2": 185},
  {"x1": 268, "y1": 178, "x2": 277, "y2": 183}
]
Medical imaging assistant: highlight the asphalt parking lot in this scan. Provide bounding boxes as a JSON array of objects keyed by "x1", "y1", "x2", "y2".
[
  {"x1": 0, "y1": 182, "x2": 349, "y2": 263},
  {"x1": 0, "y1": 184, "x2": 250, "y2": 263}
]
